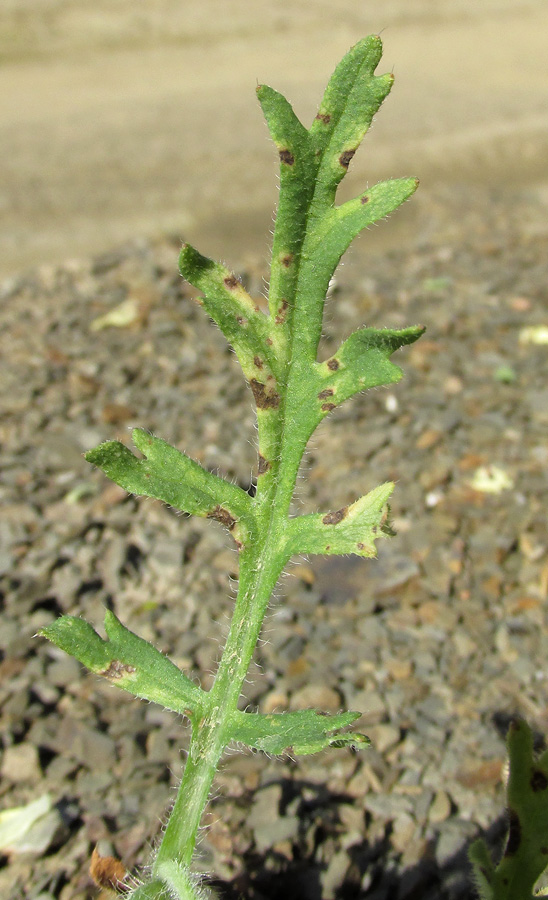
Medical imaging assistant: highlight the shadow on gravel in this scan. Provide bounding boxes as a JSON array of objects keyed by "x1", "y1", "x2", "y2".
[{"x1": 208, "y1": 777, "x2": 511, "y2": 900}]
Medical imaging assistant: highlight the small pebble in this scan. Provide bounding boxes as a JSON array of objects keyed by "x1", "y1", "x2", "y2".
[
  {"x1": 1, "y1": 742, "x2": 42, "y2": 783},
  {"x1": 428, "y1": 790, "x2": 452, "y2": 824}
]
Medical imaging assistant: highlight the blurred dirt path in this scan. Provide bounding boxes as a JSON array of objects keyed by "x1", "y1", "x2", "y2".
[{"x1": 1, "y1": 0, "x2": 548, "y2": 279}]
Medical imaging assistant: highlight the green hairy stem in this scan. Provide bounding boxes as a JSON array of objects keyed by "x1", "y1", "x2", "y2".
[{"x1": 39, "y1": 35, "x2": 548, "y2": 900}]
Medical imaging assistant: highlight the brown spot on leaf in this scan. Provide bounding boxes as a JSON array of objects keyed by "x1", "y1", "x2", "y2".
[
  {"x1": 258, "y1": 455, "x2": 270, "y2": 475},
  {"x1": 275, "y1": 299, "x2": 289, "y2": 324},
  {"x1": 250, "y1": 379, "x2": 280, "y2": 409},
  {"x1": 321, "y1": 402, "x2": 336, "y2": 412},
  {"x1": 361, "y1": 194, "x2": 370, "y2": 204},
  {"x1": 266, "y1": 337, "x2": 273, "y2": 346},
  {"x1": 90, "y1": 847, "x2": 129, "y2": 893},
  {"x1": 101, "y1": 660, "x2": 136, "y2": 680},
  {"x1": 279, "y1": 149, "x2": 295, "y2": 166},
  {"x1": 281, "y1": 254, "x2": 293, "y2": 267},
  {"x1": 327, "y1": 358, "x2": 340, "y2": 371},
  {"x1": 236, "y1": 316, "x2": 247, "y2": 326},
  {"x1": 208, "y1": 505, "x2": 237, "y2": 530},
  {"x1": 357, "y1": 542, "x2": 365, "y2": 550},
  {"x1": 318, "y1": 388, "x2": 334, "y2": 400},
  {"x1": 223, "y1": 274, "x2": 239, "y2": 289},
  {"x1": 322, "y1": 507, "x2": 348, "y2": 525},
  {"x1": 504, "y1": 809, "x2": 521, "y2": 856},
  {"x1": 253, "y1": 356, "x2": 264, "y2": 369},
  {"x1": 339, "y1": 149, "x2": 356, "y2": 168},
  {"x1": 531, "y1": 769, "x2": 548, "y2": 792},
  {"x1": 315, "y1": 112, "x2": 331, "y2": 124}
]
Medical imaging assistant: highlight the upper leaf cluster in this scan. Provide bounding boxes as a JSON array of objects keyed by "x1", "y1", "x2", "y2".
[{"x1": 47, "y1": 36, "x2": 425, "y2": 759}]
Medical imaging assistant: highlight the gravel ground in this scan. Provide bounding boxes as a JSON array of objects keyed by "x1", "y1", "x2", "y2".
[{"x1": 1, "y1": 183, "x2": 548, "y2": 900}]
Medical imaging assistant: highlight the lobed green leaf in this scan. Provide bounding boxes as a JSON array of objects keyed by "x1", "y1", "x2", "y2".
[
  {"x1": 309, "y1": 35, "x2": 394, "y2": 203},
  {"x1": 229, "y1": 708, "x2": 369, "y2": 756},
  {"x1": 86, "y1": 429, "x2": 254, "y2": 545},
  {"x1": 40, "y1": 612, "x2": 204, "y2": 717},
  {"x1": 179, "y1": 243, "x2": 277, "y2": 383},
  {"x1": 276, "y1": 324, "x2": 424, "y2": 480},
  {"x1": 304, "y1": 178, "x2": 419, "y2": 299},
  {"x1": 256, "y1": 85, "x2": 317, "y2": 328},
  {"x1": 468, "y1": 719, "x2": 548, "y2": 900},
  {"x1": 285, "y1": 482, "x2": 394, "y2": 559},
  {"x1": 315, "y1": 323, "x2": 425, "y2": 414},
  {"x1": 256, "y1": 84, "x2": 310, "y2": 164}
]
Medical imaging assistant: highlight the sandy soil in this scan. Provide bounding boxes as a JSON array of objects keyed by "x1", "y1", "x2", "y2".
[{"x1": 1, "y1": 0, "x2": 548, "y2": 280}]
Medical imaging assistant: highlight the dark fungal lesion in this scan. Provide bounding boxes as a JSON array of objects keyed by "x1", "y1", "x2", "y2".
[
  {"x1": 321, "y1": 402, "x2": 336, "y2": 412},
  {"x1": 281, "y1": 254, "x2": 293, "y2": 268},
  {"x1": 223, "y1": 274, "x2": 239, "y2": 289},
  {"x1": 275, "y1": 299, "x2": 289, "y2": 325},
  {"x1": 315, "y1": 112, "x2": 331, "y2": 124},
  {"x1": 322, "y1": 506, "x2": 348, "y2": 525},
  {"x1": 253, "y1": 356, "x2": 264, "y2": 370},
  {"x1": 361, "y1": 194, "x2": 370, "y2": 204},
  {"x1": 101, "y1": 660, "x2": 136, "y2": 680},
  {"x1": 531, "y1": 769, "x2": 548, "y2": 792},
  {"x1": 207, "y1": 505, "x2": 237, "y2": 531},
  {"x1": 339, "y1": 149, "x2": 356, "y2": 168},
  {"x1": 279, "y1": 149, "x2": 295, "y2": 166},
  {"x1": 326, "y1": 358, "x2": 340, "y2": 371},
  {"x1": 318, "y1": 388, "x2": 334, "y2": 400},
  {"x1": 250, "y1": 378, "x2": 281, "y2": 409},
  {"x1": 504, "y1": 809, "x2": 521, "y2": 856},
  {"x1": 257, "y1": 455, "x2": 271, "y2": 475}
]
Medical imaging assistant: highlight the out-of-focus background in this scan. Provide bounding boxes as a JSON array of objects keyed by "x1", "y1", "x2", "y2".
[{"x1": 1, "y1": 0, "x2": 548, "y2": 281}]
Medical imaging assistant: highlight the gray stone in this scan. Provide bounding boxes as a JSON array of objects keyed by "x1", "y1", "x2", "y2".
[
  {"x1": 252, "y1": 815, "x2": 300, "y2": 853},
  {"x1": 46, "y1": 656, "x2": 82, "y2": 687},
  {"x1": 434, "y1": 821, "x2": 475, "y2": 867},
  {"x1": 290, "y1": 683, "x2": 341, "y2": 712},
  {"x1": 1, "y1": 742, "x2": 42, "y2": 783},
  {"x1": 320, "y1": 849, "x2": 350, "y2": 898}
]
